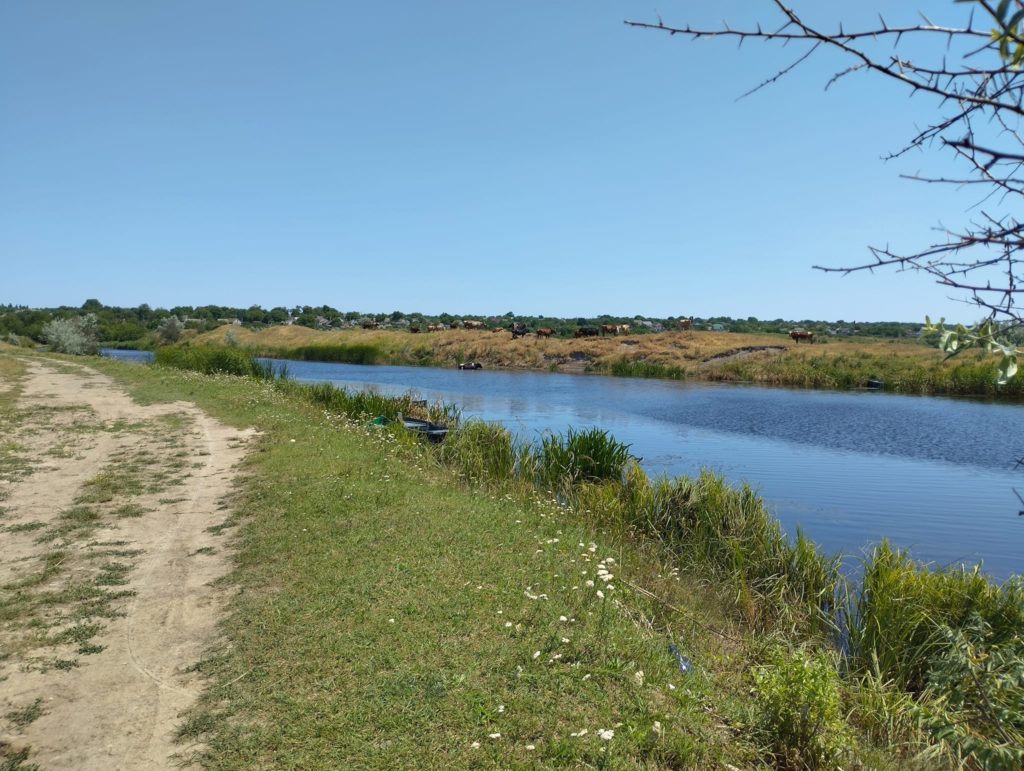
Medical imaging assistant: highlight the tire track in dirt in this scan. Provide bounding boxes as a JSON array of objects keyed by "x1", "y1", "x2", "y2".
[{"x1": 0, "y1": 359, "x2": 255, "y2": 769}]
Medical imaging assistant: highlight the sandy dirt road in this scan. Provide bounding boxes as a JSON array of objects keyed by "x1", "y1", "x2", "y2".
[{"x1": 0, "y1": 358, "x2": 254, "y2": 769}]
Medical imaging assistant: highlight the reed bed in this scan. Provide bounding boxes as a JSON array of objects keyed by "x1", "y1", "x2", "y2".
[{"x1": 154, "y1": 346, "x2": 276, "y2": 379}]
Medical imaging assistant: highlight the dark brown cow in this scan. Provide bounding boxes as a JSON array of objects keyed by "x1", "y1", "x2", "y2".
[
  {"x1": 574, "y1": 326, "x2": 599, "y2": 338},
  {"x1": 790, "y1": 329, "x2": 814, "y2": 344},
  {"x1": 535, "y1": 328, "x2": 554, "y2": 338},
  {"x1": 409, "y1": 325, "x2": 420, "y2": 333},
  {"x1": 510, "y1": 322, "x2": 529, "y2": 339}
]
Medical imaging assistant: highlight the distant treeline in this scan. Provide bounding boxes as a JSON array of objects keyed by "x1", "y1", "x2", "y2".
[{"x1": 0, "y1": 299, "x2": 927, "y2": 347}]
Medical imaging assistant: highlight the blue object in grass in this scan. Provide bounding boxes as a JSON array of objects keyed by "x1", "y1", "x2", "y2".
[{"x1": 668, "y1": 643, "x2": 693, "y2": 674}]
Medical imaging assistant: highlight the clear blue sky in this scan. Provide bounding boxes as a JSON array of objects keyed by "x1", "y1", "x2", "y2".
[{"x1": 1, "y1": 1, "x2": 986, "y2": 321}]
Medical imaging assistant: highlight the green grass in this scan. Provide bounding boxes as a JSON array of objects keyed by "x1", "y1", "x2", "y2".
[{"x1": 68, "y1": 352, "x2": 1024, "y2": 767}]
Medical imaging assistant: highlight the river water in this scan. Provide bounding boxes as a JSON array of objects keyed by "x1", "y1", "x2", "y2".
[{"x1": 102, "y1": 350, "x2": 1024, "y2": 579}]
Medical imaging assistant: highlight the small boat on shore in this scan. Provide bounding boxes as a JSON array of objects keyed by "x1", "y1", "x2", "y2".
[
  {"x1": 458, "y1": 361, "x2": 482, "y2": 370},
  {"x1": 372, "y1": 413, "x2": 449, "y2": 443}
]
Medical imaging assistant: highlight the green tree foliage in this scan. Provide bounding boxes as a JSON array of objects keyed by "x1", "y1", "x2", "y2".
[{"x1": 41, "y1": 314, "x2": 100, "y2": 355}]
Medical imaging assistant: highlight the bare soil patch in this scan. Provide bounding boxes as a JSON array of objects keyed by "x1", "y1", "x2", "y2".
[{"x1": 0, "y1": 359, "x2": 254, "y2": 769}]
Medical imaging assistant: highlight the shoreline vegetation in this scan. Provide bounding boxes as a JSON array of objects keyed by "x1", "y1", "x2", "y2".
[
  {"x1": 126, "y1": 344, "x2": 1024, "y2": 767},
  {"x1": 182, "y1": 324, "x2": 1024, "y2": 399}
]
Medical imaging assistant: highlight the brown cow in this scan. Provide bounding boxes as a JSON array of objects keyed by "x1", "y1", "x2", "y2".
[
  {"x1": 790, "y1": 329, "x2": 814, "y2": 344},
  {"x1": 575, "y1": 326, "x2": 599, "y2": 338},
  {"x1": 409, "y1": 325, "x2": 420, "y2": 333},
  {"x1": 600, "y1": 324, "x2": 618, "y2": 336},
  {"x1": 678, "y1": 318, "x2": 693, "y2": 331},
  {"x1": 536, "y1": 328, "x2": 554, "y2": 338}
]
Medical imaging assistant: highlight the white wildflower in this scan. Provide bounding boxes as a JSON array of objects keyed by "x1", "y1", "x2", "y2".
[
  {"x1": 559, "y1": 615, "x2": 568, "y2": 622},
  {"x1": 596, "y1": 590, "x2": 605, "y2": 600},
  {"x1": 585, "y1": 580, "x2": 595, "y2": 588},
  {"x1": 526, "y1": 744, "x2": 536, "y2": 750},
  {"x1": 488, "y1": 732, "x2": 501, "y2": 739},
  {"x1": 532, "y1": 650, "x2": 541, "y2": 660},
  {"x1": 634, "y1": 670, "x2": 645, "y2": 686},
  {"x1": 471, "y1": 741, "x2": 480, "y2": 749},
  {"x1": 598, "y1": 729, "x2": 614, "y2": 741}
]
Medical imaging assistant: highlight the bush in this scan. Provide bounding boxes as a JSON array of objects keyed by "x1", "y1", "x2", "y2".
[
  {"x1": 915, "y1": 617, "x2": 1024, "y2": 769},
  {"x1": 41, "y1": 314, "x2": 100, "y2": 355},
  {"x1": 753, "y1": 645, "x2": 850, "y2": 769}
]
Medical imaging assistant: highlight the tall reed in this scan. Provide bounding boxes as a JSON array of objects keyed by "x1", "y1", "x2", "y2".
[{"x1": 155, "y1": 346, "x2": 276, "y2": 379}]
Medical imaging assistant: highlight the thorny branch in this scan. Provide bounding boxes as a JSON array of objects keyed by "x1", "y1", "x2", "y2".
[{"x1": 626, "y1": 1, "x2": 1024, "y2": 336}]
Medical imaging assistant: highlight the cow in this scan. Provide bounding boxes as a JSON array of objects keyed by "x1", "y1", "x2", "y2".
[
  {"x1": 510, "y1": 322, "x2": 529, "y2": 339},
  {"x1": 616, "y1": 324, "x2": 630, "y2": 335},
  {"x1": 463, "y1": 320, "x2": 484, "y2": 330},
  {"x1": 535, "y1": 328, "x2": 554, "y2": 338},
  {"x1": 361, "y1": 320, "x2": 379, "y2": 329},
  {"x1": 790, "y1": 329, "x2": 814, "y2": 344},
  {"x1": 574, "y1": 326, "x2": 599, "y2": 338},
  {"x1": 678, "y1": 318, "x2": 693, "y2": 331},
  {"x1": 426, "y1": 324, "x2": 445, "y2": 332},
  {"x1": 409, "y1": 325, "x2": 420, "y2": 334},
  {"x1": 600, "y1": 324, "x2": 619, "y2": 336}
]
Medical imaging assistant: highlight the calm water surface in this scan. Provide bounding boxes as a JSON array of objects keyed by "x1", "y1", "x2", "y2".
[{"x1": 104, "y1": 350, "x2": 1024, "y2": 579}]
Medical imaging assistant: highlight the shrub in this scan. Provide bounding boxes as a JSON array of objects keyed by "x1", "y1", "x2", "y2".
[
  {"x1": 915, "y1": 617, "x2": 1024, "y2": 769},
  {"x1": 753, "y1": 645, "x2": 850, "y2": 769},
  {"x1": 41, "y1": 314, "x2": 100, "y2": 355}
]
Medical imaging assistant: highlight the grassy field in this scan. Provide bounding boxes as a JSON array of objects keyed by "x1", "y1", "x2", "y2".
[
  {"x1": 8, "y1": 346, "x2": 1020, "y2": 768},
  {"x1": 188, "y1": 324, "x2": 1022, "y2": 397}
]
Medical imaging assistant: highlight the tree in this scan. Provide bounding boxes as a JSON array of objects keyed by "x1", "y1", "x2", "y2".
[
  {"x1": 157, "y1": 315, "x2": 182, "y2": 344},
  {"x1": 41, "y1": 314, "x2": 100, "y2": 355},
  {"x1": 627, "y1": 0, "x2": 1024, "y2": 379}
]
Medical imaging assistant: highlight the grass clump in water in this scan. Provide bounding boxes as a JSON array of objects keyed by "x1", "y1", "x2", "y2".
[{"x1": 536, "y1": 426, "x2": 633, "y2": 488}]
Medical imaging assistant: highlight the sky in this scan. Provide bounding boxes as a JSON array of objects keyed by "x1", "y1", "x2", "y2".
[{"x1": 0, "y1": 1, "x2": 998, "y2": 322}]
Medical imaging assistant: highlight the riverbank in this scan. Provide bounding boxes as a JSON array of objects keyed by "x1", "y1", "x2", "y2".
[
  {"x1": 5, "y1": 347, "x2": 1021, "y2": 768},
  {"x1": 189, "y1": 324, "x2": 1023, "y2": 398}
]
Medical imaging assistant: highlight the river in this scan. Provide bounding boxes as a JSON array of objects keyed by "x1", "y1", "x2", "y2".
[{"x1": 102, "y1": 350, "x2": 1024, "y2": 579}]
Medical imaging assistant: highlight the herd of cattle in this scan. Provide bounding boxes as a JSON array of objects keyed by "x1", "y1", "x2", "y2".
[{"x1": 385, "y1": 319, "x2": 811, "y2": 342}]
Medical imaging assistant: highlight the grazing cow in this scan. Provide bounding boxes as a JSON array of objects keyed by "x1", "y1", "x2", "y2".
[
  {"x1": 426, "y1": 324, "x2": 445, "y2": 332},
  {"x1": 790, "y1": 329, "x2": 814, "y2": 344},
  {"x1": 510, "y1": 322, "x2": 529, "y2": 339},
  {"x1": 600, "y1": 324, "x2": 619, "y2": 336},
  {"x1": 574, "y1": 326, "x2": 599, "y2": 338},
  {"x1": 463, "y1": 320, "x2": 484, "y2": 330},
  {"x1": 409, "y1": 325, "x2": 420, "y2": 333},
  {"x1": 535, "y1": 328, "x2": 554, "y2": 338},
  {"x1": 678, "y1": 318, "x2": 693, "y2": 331},
  {"x1": 361, "y1": 320, "x2": 379, "y2": 329},
  {"x1": 616, "y1": 324, "x2": 630, "y2": 335},
  {"x1": 491, "y1": 327, "x2": 504, "y2": 333}
]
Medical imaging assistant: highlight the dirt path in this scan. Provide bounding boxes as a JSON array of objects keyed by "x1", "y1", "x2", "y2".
[{"x1": 0, "y1": 359, "x2": 254, "y2": 769}]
